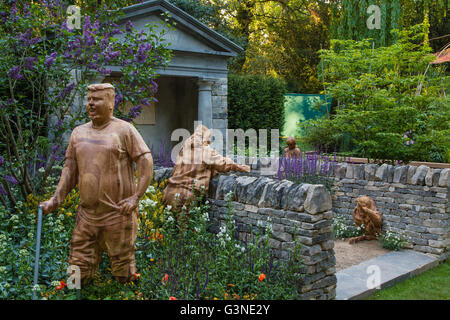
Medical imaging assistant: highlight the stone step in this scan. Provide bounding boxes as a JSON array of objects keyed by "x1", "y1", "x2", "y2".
[{"x1": 336, "y1": 250, "x2": 439, "y2": 300}]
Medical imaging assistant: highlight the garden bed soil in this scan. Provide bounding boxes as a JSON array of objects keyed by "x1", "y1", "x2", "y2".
[{"x1": 334, "y1": 239, "x2": 390, "y2": 272}]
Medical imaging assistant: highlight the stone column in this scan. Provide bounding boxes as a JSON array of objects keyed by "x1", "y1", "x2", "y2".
[{"x1": 197, "y1": 78, "x2": 214, "y2": 129}]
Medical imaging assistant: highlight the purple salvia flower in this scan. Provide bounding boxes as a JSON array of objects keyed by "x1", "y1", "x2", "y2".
[{"x1": 0, "y1": 156, "x2": 4, "y2": 165}]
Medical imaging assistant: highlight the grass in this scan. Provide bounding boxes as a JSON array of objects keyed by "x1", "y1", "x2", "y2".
[{"x1": 366, "y1": 260, "x2": 450, "y2": 300}]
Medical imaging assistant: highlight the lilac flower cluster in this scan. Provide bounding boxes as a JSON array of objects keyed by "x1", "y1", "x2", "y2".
[
  {"x1": 57, "y1": 83, "x2": 75, "y2": 99},
  {"x1": 128, "y1": 105, "x2": 142, "y2": 120},
  {"x1": 45, "y1": 52, "x2": 58, "y2": 68},
  {"x1": 8, "y1": 66, "x2": 23, "y2": 80},
  {"x1": 3, "y1": 174, "x2": 18, "y2": 185},
  {"x1": 24, "y1": 57, "x2": 38, "y2": 70},
  {"x1": 135, "y1": 43, "x2": 153, "y2": 63}
]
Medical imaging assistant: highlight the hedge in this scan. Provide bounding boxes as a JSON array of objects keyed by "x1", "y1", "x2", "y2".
[{"x1": 228, "y1": 74, "x2": 286, "y2": 133}]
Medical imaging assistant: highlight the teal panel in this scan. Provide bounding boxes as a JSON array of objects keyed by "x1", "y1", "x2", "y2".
[{"x1": 283, "y1": 94, "x2": 331, "y2": 138}]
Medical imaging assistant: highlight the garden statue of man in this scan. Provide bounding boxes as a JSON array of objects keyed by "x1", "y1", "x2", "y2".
[
  {"x1": 163, "y1": 124, "x2": 250, "y2": 209},
  {"x1": 283, "y1": 136, "x2": 301, "y2": 158},
  {"x1": 348, "y1": 196, "x2": 383, "y2": 244},
  {"x1": 40, "y1": 83, "x2": 154, "y2": 285}
]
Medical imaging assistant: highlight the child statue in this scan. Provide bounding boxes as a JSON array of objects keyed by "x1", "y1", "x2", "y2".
[
  {"x1": 349, "y1": 196, "x2": 383, "y2": 244},
  {"x1": 283, "y1": 136, "x2": 301, "y2": 158}
]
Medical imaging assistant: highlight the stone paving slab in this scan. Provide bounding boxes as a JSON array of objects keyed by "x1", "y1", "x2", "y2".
[{"x1": 336, "y1": 250, "x2": 439, "y2": 300}]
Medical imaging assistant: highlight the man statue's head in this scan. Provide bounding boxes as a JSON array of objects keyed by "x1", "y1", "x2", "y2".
[
  {"x1": 286, "y1": 136, "x2": 296, "y2": 150},
  {"x1": 86, "y1": 83, "x2": 115, "y2": 126}
]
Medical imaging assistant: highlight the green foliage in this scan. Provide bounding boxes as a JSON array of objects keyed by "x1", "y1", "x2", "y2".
[
  {"x1": 227, "y1": 74, "x2": 286, "y2": 156},
  {"x1": 228, "y1": 74, "x2": 286, "y2": 131},
  {"x1": 0, "y1": 1, "x2": 172, "y2": 206},
  {"x1": 302, "y1": 24, "x2": 449, "y2": 163},
  {"x1": 0, "y1": 183, "x2": 304, "y2": 300},
  {"x1": 332, "y1": 0, "x2": 402, "y2": 47},
  {"x1": 377, "y1": 230, "x2": 406, "y2": 251}
]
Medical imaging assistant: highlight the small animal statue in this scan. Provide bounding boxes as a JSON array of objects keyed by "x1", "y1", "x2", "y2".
[
  {"x1": 348, "y1": 196, "x2": 383, "y2": 244},
  {"x1": 283, "y1": 136, "x2": 301, "y2": 159}
]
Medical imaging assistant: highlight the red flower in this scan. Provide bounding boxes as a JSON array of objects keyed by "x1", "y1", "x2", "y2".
[
  {"x1": 55, "y1": 280, "x2": 67, "y2": 290},
  {"x1": 161, "y1": 273, "x2": 169, "y2": 285},
  {"x1": 169, "y1": 296, "x2": 177, "y2": 300},
  {"x1": 133, "y1": 273, "x2": 141, "y2": 281},
  {"x1": 258, "y1": 273, "x2": 266, "y2": 282}
]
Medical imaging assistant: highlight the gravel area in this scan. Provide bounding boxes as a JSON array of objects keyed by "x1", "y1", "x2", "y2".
[{"x1": 334, "y1": 239, "x2": 390, "y2": 272}]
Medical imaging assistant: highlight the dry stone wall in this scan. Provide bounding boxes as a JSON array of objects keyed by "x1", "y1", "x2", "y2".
[
  {"x1": 153, "y1": 167, "x2": 337, "y2": 300},
  {"x1": 330, "y1": 163, "x2": 449, "y2": 261}
]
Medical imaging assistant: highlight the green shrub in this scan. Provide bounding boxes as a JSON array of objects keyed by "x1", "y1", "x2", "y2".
[
  {"x1": 228, "y1": 73, "x2": 286, "y2": 134},
  {"x1": 378, "y1": 230, "x2": 406, "y2": 251},
  {"x1": 333, "y1": 215, "x2": 365, "y2": 239},
  {"x1": 304, "y1": 24, "x2": 449, "y2": 164}
]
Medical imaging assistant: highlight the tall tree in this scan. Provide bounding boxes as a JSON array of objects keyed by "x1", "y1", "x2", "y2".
[
  {"x1": 332, "y1": 0, "x2": 402, "y2": 47},
  {"x1": 332, "y1": 0, "x2": 449, "y2": 51}
]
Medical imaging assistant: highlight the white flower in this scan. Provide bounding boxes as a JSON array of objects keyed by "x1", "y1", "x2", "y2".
[
  {"x1": 193, "y1": 179, "x2": 198, "y2": 185},
  {"x1": 174, "y1": 193, "x2": 180, "y2": 199},
  {"x1": 51, "y1": 280, "x2": 60, "y2": 287},
  {"x1": 166, "y1": 205, "x2": 172, "y2": 211},
  {"x1": 167, "y1": 215, "x2": 174, "y2": 223},
  {"x1": 32, "y1": 284, "x2": 41, "y2": 292},
  {"x1": 38, "y1": 167, "x2": 45, "y2": 173}
]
